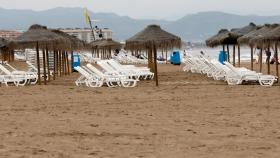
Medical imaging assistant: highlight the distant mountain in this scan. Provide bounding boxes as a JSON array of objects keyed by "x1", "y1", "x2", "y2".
[
  {"x1": 165, "y1": 12, "x2": 280, "y2": 41},
  {"x1": 0, "y1": 8, "x2": 280, "y2": 41}
]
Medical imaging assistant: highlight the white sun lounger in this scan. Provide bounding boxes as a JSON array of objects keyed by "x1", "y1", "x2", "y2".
[
  {"x1": 224, "y1": 62, "x2": 277, "y2": 86},
  {"x1": 3, "y1": 62, "x2": 38, "y2": 85},
  {"x1": 106, "y1": 60, "x2": 154, "y2": 80},
  {"x1": 86, "y1": 63, "x2": 137, "y2": 87},
  {"x1": 74, "y1": 66, "x2": 104, "y2": 87}
]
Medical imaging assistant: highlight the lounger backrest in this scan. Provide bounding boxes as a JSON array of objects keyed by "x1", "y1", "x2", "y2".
[
  {"x1": 0, "y1": 64, "x2": 12, "y2": 75},
  {"x1": 74, "y1": 66, "x2": 91, "y2": 78},
  {"x1": 4, "y1": 63, "x2": 17, "y2": 71},
  {"x1": 97, "y1": 61, "x2": 116, "y2": 72},
  {"x1": 86, "y1": 64, "x2": 105, "y2": 77},
  {"x1": 107, "y1": 60, "x2": 122, "y2": 70},
  {"x1": 223, "y1": 62, "x2": 239, "y2": 74},
  {"x1": 26, "y1": 61, "x2": 38, "y2": 71}
]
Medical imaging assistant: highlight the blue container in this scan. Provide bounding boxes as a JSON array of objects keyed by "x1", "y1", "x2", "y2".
[
  {"x1": 72, "y1": 54, "x2": 80, "y2": 71},
  {"x1": 218, "y1": 51, "x2": 228, "y2": 64},
  {"x1": 170, "y1": 51, "x2": 181, "y2": 65}
]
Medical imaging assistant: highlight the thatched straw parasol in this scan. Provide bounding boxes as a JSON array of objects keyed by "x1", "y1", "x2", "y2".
[
  {"x1": 247, "y1": 24, "x2": 280, "y2": 77},
  {"x1": 90, "y1": 39, "x2": 122, "y2": 49},
  {"x1": 206, "y1": 29, "x2": 236, "y2": 47},
  {"x1": 0, "y1": 37, "x2": 9, "y2": 48},
  {"x1": 249, "y1": 24, "x2": 280, "y2": 47},
  {"x1": 125, "y1": 25, "x2": 181, "y2": 86},
  {"x1": 206, "y1": 23, "x2": 258, "y2": 67},
  {"x1": 9, "y1": 24, "x2": 69, "y2": 50},
  {"x1": 231, "y1": 23, "x2": 258, "y2": 37},
  {"x1": 237, "y1": 24, "x2": 277, "y2": 46},
  {"x1": 51, "y1": 29, "x2": 87, "y2": 51},
  {"x1": 125, "y1": 25, "x2": 181, "y2": 51},
  {"x1": 8, "y1": 24, "x2": 73, "y2": 85},
  {"x1": 0, "y1": 38, "x2": 10, "y2": 61},
  {"x1": 90, "y1": 39, "x2": 122, "y2": 59}
]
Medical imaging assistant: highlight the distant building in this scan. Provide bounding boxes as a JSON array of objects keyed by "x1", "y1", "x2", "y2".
[
  {"x1": 60, "y1": 28, "x2": 113, "y2": 43},
  {"x1": 0, "y1": 30, "x2": 22, "y2": 40}
]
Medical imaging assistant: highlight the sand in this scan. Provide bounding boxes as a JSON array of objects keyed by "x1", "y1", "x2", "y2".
[{"x1": 0, "y1": 61, "x2": 280, "y2": 158}]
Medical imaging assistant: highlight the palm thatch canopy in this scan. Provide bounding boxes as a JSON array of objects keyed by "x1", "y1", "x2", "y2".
[
  {"x1": 237, "y1": 24, "x2": 278, "y2": 46},
  {"x1": 90, "y1": 39, "x2": 122, "y2": 50},
  {"x1": 249, "y1": 24, "x2": 280, "y2": 47},
  {"x1": 206, "y1": 29, "x2": 237, "y2": 47},
  {"x1": 0, "y1": 38, "x2": 9, "y2": 48},
  {"x1": 51, "y1": 29, "x2": 88, "y2": 50},
  {"x1": 231, "y1": 23, "x2": 258, "y2": 37},
  {"x1": 9, "y1": 24, "x2": 69, "y2": 50},
  {"x1": 125, "y1": 25, "x2": 181, "y2": 51}
]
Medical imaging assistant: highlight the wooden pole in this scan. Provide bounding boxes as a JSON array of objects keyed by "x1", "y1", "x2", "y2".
[
  {"x1": 227, "y1": 45, "x2": 230, "y2": 62},
  {"x1": 36, "y1": 42, "x2": 41, "y2": 85},
  {"x1": 71, "y1": 51, "x2": 74, "y2": 72},
  {"x1": 64, "y1": 52, "x2": 68, "y2": 75},
  {"x1": 267, "y1": 48, "x2": 271, "y2": 75},
  {"x1": 62, "y1": 51, "x2": 65, "y2": 75},
  {"x1": 56, "y1": 51, "x2": 59, "y2": 76},
  {"x1": 238, "y1": 45, "x2": 241, "y2": 67},
  {"x1": 148, "y1": 48, "x2": 153, "y2": 71},
  {"x1": 67, "y1": 52, "x2": 70, "y2": 75},
  {"x1": 42, "y1": 49, "x2": 47, "y2": 85},
  {"x1": 165, "y1": 50, "x2": 168, "y2": 64},
  {"x1": 275, "y1": 43, "x2": 279, "y2": 82},
  {"x1": 153, "y1": 44, "x2": 158, "y2": 86},
  {"x1": 58, "y1": 51, "x2": 62, "y2": 77},
  {"x1": 46, "y1": 46, "x2": 50, "y2": 82},
  {"x1": 53, "y1": 51, "x2": 56, "y2": 80},
  {"x1": 233, "y1": 45, "x2": 236, "y2": 66},
  {"x1": 250, "y1": 46, "x2": 254, "y2": 70},
  {"x1": 260, "y1": 48, "x2": 263, "y2": 73}
]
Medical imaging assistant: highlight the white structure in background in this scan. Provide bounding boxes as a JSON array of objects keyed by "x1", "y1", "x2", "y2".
[
  {"x1": 60, "y1": 28, "x2": 113, "y2": 43},
  {"x1": 24, "y1": 49, "x2": 54, "y2": 71},
  {"x1": 0, "y1": 30, "x2": 22, "y2": 40}
]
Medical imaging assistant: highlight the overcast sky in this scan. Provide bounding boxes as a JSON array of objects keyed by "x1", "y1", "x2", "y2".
[{"x1": 1, "y1": 0, "x2": 280, "y2": 20}]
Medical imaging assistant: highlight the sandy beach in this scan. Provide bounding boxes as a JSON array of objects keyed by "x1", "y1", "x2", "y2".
[{"x1": 0, "y1": 62, "x2": 280, "y2": 158}]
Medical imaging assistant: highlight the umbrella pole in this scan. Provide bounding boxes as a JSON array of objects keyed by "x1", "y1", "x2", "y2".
[
  {"x1": 250, "y1": 46, "x2": 254, "y2": 70},
  {"x1": 267, "y1": 47, "x2": 271, "y2": 75},
  {"x1": 42, "y1": 48, "x2": 47, "y2": 85},
  {"x1": 227, "y1": 45, "x2": 230, "y2": 63},
  {"x1": 70, "y1": 51, "x2": 74, "y2": 73},
  {"x1": 260, "y1": 48, "x2": 263, "y2": 73},
  {"x1": 238, "y1": 45, "x2": 241, "y2": 67},
  {"x1": 53, "y1": 51, "x2": 56, "y2": 80},
  {"x1": 56, "y1": 51, "x2": 59, "y2": 76},
  {"x1": 36, "y1": 42, "x2": 41, "y2": 85},
  {"x1": 46, "y1": 46, "x2": 50, "y2": 82},
  {"x1": 67, "y1": 52, "x2": 70, "y2": 75},
  {"x1": 233, "y1": 45, "x2": 236, "y2": 66},
  {"x1": 166, "y1": 50, "x2": 168, "y2": 64},
  {"x1": 58, "y1": 51, "x2": 61, "y2": 76},
  {"x1": 63, "y1": 52, "x2": 66, "y2": 75},
  {"x1": 153, "y1": 44, "x2": 158, "y2": 86},
  {"x1": 275, "y1": 43, "x2": 279, "y2": 82},
  {"x1": 148, "y1": 48, "x2": 153, "y2": 71},
  {"x1": 63, "y1": 51, "x2": 66, "y2": 75}
]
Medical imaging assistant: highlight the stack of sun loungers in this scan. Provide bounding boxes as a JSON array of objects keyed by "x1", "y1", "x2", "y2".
[
  {"x1": 74, "y1": 59, "x2": 154, "y2": 88},
  {"x1": 113, "y1": 51, "x2": 148, "y2": 64},
  {"x1": 182, "y1": 54, "x2": 277, "y2": 87},
  {"x1": 0, "y1": 61, "x2": 38, "y2": 86},
  {"x1": 113, "y1": 50, "x2": 166, "y2": 65},
  {"x1": 79, "y1": 53, "x2": 101, "y2": 64}
]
